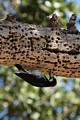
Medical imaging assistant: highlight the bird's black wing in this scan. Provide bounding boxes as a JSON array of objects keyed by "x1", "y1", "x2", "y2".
[
  {"x1": 15, "y1": 64, "x2": 57, "y2": 87},
  {"x1": 15, "y1": 64, "x2": 26, "y2": 72}
]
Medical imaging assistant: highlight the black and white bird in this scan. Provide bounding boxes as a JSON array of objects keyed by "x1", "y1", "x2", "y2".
[{"x1": 15, "y1": 64, "x2": 57, "y2": 87}]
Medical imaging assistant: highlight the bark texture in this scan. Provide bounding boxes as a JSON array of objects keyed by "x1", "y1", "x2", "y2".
[{"x1": 0, "y1": 14, "x2": 80, "y2": 78}]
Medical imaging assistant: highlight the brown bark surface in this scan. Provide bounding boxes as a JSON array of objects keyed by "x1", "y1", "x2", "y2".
[{"x1": 0, "y1": 15, "x2": 80, "y2": 78}]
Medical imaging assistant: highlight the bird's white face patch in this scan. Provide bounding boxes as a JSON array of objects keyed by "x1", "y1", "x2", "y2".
[{"x1": 49, "y1": 78, "x2": 54, "y2": 82}]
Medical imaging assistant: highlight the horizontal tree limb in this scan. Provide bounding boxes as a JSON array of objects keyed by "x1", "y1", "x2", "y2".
[{"x1": 0, "y1": 15, "x2": 80, "y2": 78}]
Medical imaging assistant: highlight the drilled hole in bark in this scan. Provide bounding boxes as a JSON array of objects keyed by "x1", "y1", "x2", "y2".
[
  {"x1": 66, "y1": 48, "x2": 69, "y2": 50},
  {"x1": 22, "y1": 51, "x2": 25, "y2": 54},
  {"x1": 22, "y1": 57, "x2": 25, "y2": 59},
  {"x1": 26, "y1": 54, "x2": 28, "y2": 56},
  {"x1": 53, "y1": 68, "x2": 55, "y2": 71},
  {"x1": 63, "y1": 56, "x2": 65, "y2": 59},
  {"x1": 40, "y1": 35, "x2": 43, "y2": 38},
  {"x1": 31, "y1": 49, "x2": 34, "y2": 51},
  {"x1": 15, "y1": 26, "x2": 18, "y2": 29},
  {"x1": 0, "y1": 28, "x2": 3, "y2": 30},
  {"x1": 37, "y1": 44, "x2": 39, "y2": 46},
  {"x1": 28, "y1": 37, "x2": 32, "y2": 40},
  {"x1": 37, "y1": 51, "x2": 40, "y2": 53},
  {"x1": 64, "y1": 43, "x2": 68, "y2": 47},
  {"x1": 44, "y1": 57, "x2": 46, "y2": 60},
  {"x1": 54, "y1": 62, "x2": 57, "y2": 67},
  {"x1": 27, "y1": 41, "x2": 30, "y2": 44},
  {"x1": 35, "y1": 33, "x2": 37, "y2": 36},
  {"x1": 28, "y1": 45, "x2": 30, "y2": 48},
  {"x1": 30, "y1": 31, "x2": 33, "y2": 34},
  {"x1": 57, "y1": 37, "x2": 60, "y2": 40},
  {"x1": 69, "y1": 46, "x2": 72, "y2": 48},
  {"x1": 76, "y1": 48, "x2": 79, "y2": 50},
  {"x1": 76, "y1": 37, "x2": 79, "y2": 39},
  {"x1": 72, "y1": 71, "x2": 75, "y2": 74},
  {"x1": 17, "y1": 58, "x2": 19, "y2": 60},
  {"x1": 9, "y1": 26, "x2": 11, "y2": 30},
  {"x1": 21, "y1": 29, "x2": 24, "y2": 32},
  {"x1": 24, "y1": 45, "x2": 26, "y2": 48},
  {"x1": 56, "y1": 40, "x2": 58, "y2": 43},
  {"x1": 51, "y1": 37, "x2": 54, "y2": 40},
  {"x1": 56, "y1": 32, "x2": 60, "y2": 35},
  {"x1": 51, "y1": 28, "x2": 54, "y2": 31},
  {"x1": 27, "y1": 51, "x2": 29, "y2": 53},
  {"x1": 37, "y1": 59, "x2": 40, "y2": 62},
  {"x1": 25, "y1": 33, "x2": 27, "y2": 36},
  {"x1": 48, "y1": 36, "x2": 50, "y2": 38},
  {"x1": 18, "y1": 25, "x2": 21, "y2": 28},
  {"x1": 60, "y1": 41, "x2": 62, "y2": 43},
  {"x1": 35, "y1": 38, "x2": 38, "y2": 40},
  {"x1": 29, "y1": 57, "x2": 35, "y2": 60},
  {"x1": 73, "y1": 43, "x2": 75, "y2": 46},
  {"x1": 58, "y1": 60, "x2": 61, "y2": 64},
  {"x1": 74, "y1": 56, "x2": 77, "y2": 59},
  {"x1": 57, "y1": 55, "x2": 59, "y2": 58},
  {"x1": 48, "y1": 44, "x2": 52, "y2": 47},
  {"x1": 62, "y1": 64, "x2": 64, "y2": 66},
  {"x1": 48, "y1": 53, "x2": 50, "y2": 56},
  {"x1": 67, "y1": 71, "x2": 69, "y2": 73},
  {"x1": 47, "y1": 40, "x2": 50, "y2": 43}
]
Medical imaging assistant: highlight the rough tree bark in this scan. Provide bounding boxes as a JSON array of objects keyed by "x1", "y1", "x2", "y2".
[{"x1": 0, "y1": 14, "x2": 80, "y2": 78}]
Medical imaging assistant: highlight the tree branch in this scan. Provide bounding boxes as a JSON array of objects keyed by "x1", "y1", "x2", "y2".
[{"x1": 0, "y1": 14, "x2": 80, "y2": 78}]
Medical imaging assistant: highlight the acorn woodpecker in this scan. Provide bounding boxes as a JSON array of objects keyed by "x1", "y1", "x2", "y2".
[{"x1": 15, "y1": 64, "x2": 57, "y2": 87}]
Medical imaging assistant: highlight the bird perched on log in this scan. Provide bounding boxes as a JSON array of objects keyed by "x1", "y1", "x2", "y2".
[
  {"x1": 15, "y1": 64, "x2": 57, "y2": 87},
  {"x1": 67, "y1": 13, "x2": 79, "y2": 34},
  {"x1": 47, "y1": 13, "x2": 60, "y2": 30}
]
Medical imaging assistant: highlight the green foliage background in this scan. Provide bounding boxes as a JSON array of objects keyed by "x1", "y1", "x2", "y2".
[{"x1": 0, "y1": 0, "x2": 80, "y2": 120}]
